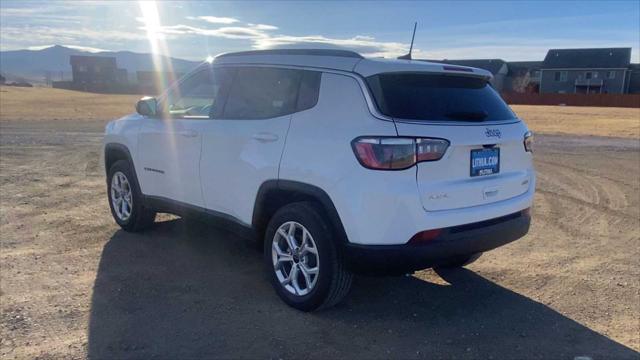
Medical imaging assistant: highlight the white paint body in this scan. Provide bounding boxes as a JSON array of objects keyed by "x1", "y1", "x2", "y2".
[{"x1": 104, "y1": 53, "x2": 535, "y2": 246}]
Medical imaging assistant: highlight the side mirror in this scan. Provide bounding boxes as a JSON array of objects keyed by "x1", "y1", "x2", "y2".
[{"x1": 136, "y1": 97, "x2": 157, "y2": 117}]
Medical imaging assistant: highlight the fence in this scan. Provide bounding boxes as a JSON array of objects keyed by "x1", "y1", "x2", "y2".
[
  {"x1": 501, "y1": 92, "x2": 640, "y2": 108},
  {"x1": 52, "y1": 81, "x2": 158, "y2": 95}
]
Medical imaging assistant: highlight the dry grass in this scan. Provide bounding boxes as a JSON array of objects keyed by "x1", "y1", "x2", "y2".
[
  {"x1": 0, "y1": 86, "x2": 140, "y2": 121},
  {"x1": 1, "y1": 86, "x2": 638, "y2": 138},
  {"x1": 512, "y1": 105, "x2": 640, "y2": 138}
]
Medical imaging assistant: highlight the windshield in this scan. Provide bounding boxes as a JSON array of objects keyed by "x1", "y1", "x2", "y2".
[{"x1": 366, "y1": 73, "x2": 517, "y2": 122}]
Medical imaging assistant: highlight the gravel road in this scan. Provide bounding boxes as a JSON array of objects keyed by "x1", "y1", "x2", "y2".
[{"x1": 1, "y1": 118, "x2": 638, "y2": 359}]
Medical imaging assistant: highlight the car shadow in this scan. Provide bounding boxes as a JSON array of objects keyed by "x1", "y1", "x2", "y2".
[{"x1": 88, "y1": 219, "x2": 638, "y2": 359}]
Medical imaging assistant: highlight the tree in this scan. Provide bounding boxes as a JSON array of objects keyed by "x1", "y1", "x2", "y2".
[{"x1": 511, "y1": 72, "x2": 531, "y2": 93}]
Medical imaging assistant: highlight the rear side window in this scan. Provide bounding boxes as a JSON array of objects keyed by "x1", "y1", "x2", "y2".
[
  {"x1": 296, "y1": 71, "x2": 321, "y2": 112},
  {"x1": 366, "y1": 73, "x2": 516, "y2": 122},
  {"x1": 219, "y1": 68, "x2": 282, "y2": 119}
]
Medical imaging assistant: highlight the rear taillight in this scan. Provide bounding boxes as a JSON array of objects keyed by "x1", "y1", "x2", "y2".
[
  {"x1": 352, "y1": 137, "x2": 449, "y2": 170},
  {"x1": 524, "y1": 131, "x2": 533, "y2": 152}
]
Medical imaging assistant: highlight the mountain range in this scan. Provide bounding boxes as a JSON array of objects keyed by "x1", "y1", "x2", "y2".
[{"x1": 0, "y1": 45, "x2": 200, "y2": 83}]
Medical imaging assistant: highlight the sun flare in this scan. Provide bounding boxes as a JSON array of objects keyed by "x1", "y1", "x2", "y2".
[{"x1": 138, "y1": 0, "x2": 177, "y2": 94}]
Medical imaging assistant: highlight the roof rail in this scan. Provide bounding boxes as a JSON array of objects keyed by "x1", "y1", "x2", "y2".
[{"x1": 216, "y1": 49, "x2": 364, "y2": 59}]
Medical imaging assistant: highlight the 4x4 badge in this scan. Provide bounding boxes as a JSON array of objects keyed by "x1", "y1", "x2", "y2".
[{"x1": 485, "y1": 128, "x2": 501, "y2": 138}]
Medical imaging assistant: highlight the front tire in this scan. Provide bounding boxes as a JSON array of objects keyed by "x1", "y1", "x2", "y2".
[
  {"x1": 264, "y1": 202, "x2": 352, "y2": 311},
  {"x1": 107, "y1": 160, "x2": 156, "y2": 232}
]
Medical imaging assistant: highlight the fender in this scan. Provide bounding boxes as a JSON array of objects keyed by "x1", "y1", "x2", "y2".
[
  {"x1": 253, "y1": 179, "x2": 350, "y2": 245},
  {"x1": 104, "y1": 143, "x2": 138, "y2": 183}
]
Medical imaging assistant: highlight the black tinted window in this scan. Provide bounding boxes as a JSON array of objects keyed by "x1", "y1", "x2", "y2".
[
  {"x1": 223, "y1": 67, "x2": 302, "y2": 119},
  {"x1": 367, "y1": 73, "x2": 516, "y2": 122},
  {"x1": 296, "y1": 71, "x2": 321, "y2": 111}
]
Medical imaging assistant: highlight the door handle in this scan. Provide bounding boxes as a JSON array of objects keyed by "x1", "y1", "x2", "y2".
[
  {"x1": 178, "y1": 130, "x2": 198, "y2": 138},
  {"x1": 252, "y1": 132, "x2": 279, "y2": 143}
]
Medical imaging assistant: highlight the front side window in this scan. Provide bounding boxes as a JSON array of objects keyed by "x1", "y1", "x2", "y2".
[
  {"x1": 223, "y1": 67, "x2": 303, "y2": 120},
  {"x1": 366, "y1": 73, "x2": 516, "y2": 122},
  {"x1": 161, "y1": 67, "x2": 232, "y2": 119}
]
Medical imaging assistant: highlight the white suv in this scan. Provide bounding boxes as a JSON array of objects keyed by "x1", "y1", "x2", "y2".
[{"x1": 104, "y1": 49, "x2": 535, "y2": 311}]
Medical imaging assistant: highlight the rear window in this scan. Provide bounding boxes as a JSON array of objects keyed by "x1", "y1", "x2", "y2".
[{"x1": 366, "y1": 73, "x2": 516, "y2": 122}]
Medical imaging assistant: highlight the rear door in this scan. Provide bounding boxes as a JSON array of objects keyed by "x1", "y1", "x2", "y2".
[
  {"x1": 367, "y1": 73, "x2": 534, "y2": 211},
  {"x1": 199, "y1": 66, "x2": 321, "y2": 223}
]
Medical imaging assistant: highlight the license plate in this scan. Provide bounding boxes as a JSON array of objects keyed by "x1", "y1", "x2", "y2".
[{"x1": 470, "y1": 148, "x2": 500, "y2": 177}]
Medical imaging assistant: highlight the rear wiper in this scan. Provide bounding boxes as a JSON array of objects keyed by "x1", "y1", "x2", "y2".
[{"x1": 444, "y1": 111, "x2": 488, "y2": 121}]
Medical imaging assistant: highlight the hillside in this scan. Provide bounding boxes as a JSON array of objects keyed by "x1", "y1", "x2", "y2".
[{"x1": 0, "y1": 45, "x2": 200, "y2": 83}]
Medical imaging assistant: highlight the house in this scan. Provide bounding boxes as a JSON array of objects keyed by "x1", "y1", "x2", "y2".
[
  {"x1": 505, "y1": 61, "x2": 542, "y2": 93},
  {"x1": 539, "y1": 48, "x2": 632, "y2": 94},
  {"x1": 70, "y1": 55, "x2": 120, "y2": 85},
  {"x1": 54, "y1": 55, "x2": 130, "y2": 92},
  {"x1": 425, "y1": 59, "x2": 509, "y2": 91}
]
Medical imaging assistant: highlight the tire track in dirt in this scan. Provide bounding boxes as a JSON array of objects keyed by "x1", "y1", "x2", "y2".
[
  {"x1": 533, "y1": 151, "x2": 637, "y2": 249},
  {"x1": 537, "y1": 158, "x2": 638, "y2": 190},
  {"x1": 536, "y1": 159, "x2": 633, "y2": 215}
]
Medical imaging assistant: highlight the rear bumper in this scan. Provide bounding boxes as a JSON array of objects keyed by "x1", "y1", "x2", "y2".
[{"x1": 343, "y1": 209, "x2": 531, "y2": 275}]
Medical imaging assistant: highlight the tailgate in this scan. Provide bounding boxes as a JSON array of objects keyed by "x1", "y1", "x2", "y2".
[{"x1": 396, "y1": 121, "x2": 533, "y2": 211}]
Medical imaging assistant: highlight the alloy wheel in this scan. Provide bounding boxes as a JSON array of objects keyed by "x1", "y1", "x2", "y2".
[
  {"x1": 110, "y1": 171, "x2": 133, "y2": 222},
  {"x1": 272, "y1": 221, "x2": 320, "y2": 296}
]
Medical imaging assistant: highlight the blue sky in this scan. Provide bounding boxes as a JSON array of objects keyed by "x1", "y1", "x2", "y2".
[{"x1": 1, "y1": 0, "x2": 638, "y2": 62}]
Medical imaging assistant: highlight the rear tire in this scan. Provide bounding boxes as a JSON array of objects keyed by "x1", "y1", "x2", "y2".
[
  {"x1": 264, "y1": 202, "x2": 352, "y2": 311},
  {"x1": 435, "y1": 252, "x2": 483, "y2": 269},
  {"x1": 107, "y1": 160, "x2": 156, "y2": 232}
]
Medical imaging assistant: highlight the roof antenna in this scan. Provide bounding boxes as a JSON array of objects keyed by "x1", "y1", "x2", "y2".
[{"x1": 398, "y1": 22, "x2": 417, "y2": 60}]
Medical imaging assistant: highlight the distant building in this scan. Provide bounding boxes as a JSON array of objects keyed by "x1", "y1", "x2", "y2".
[
  {"x1": 539, "y1": 48, "x2": 632, "y2": 94},
  {"x1": 71, "y1": 55, "x2": 118, "y2": 85},
  {"x1": 425, "y1": 59, "x2": 509, "y2": 91},
  {"x1": 53, "y1": 55, "x2": 129, "y2": 92}
]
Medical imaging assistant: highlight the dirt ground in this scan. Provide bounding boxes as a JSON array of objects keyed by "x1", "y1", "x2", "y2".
[{"x1": 1, "y1": 87, "x2": 639, "y2": 359}]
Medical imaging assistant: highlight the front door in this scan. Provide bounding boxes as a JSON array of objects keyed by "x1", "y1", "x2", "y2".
[{"x1": 137, "y1": 66, "x2": 225, "y2": 208}]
